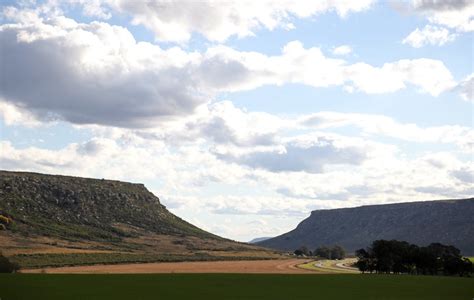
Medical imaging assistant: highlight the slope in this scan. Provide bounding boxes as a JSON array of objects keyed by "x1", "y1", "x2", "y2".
[{"x1": 258, "y1": 198, "x2": 474, "y2": 255}]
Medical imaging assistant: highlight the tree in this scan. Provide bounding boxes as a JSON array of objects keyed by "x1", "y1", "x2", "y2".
[
  {"x1": 0, "y1": 253, "x2": 19, "y2": 273},
  {"x1": 355, "y1": 248, "x2": 372, "y2": 273},
  {"x1": 330, "y1": 245, "x2": 346, "y2": 260},
  {"x1": 314, "y1": 246, "x2": 331, "y2": 259},
  {"x1": 294, "y1": 245, "x2": 310, "y2": 256},
  {"x1": 355, "y1": 239, "x2": 472, "y2": 276},
  {"x1": 314, "y1": 245, "x2": 346, "y2": 259}
]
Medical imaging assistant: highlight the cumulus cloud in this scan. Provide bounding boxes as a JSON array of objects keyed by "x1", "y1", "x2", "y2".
[
  {"x1": 0, "y1": 12, "x2": 209, "y2": 127},
  {"x1": 410, "y1": 0, "x2": 474, "y2": 32},
  {"x1": 213, "y1": 134, "x2": 370, "y2": 173},
  {"x1": 456, "y1": 74, "x2": 474, "y2": 102},
  {"x1": 451, "y1": 165, "x2": 474, "y2": 183},
  {"x1": 0, "y1": 12, "x2": 459, "y2": 128},
  {"x1": 402, "y1": 25, "x2": 457, "y2": 47},
  {"x1": 344, "y1": 58, "x2": 455, "y2": 95},
  {"x1": 94, "y1": 0, "x2": 376, "y2": 42},
  {"x1": 332, "y1": 45, "x2": 352, "y2": 55},
  {"x1": 300, "y1": 111, "x2": 474, "y2": 152},
  {"x1": 0, "y1": 101, "x2": 44, "y2": 127}
]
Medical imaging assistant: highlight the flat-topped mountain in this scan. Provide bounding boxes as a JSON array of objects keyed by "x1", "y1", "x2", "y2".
[
  {"x1": 258, "y1": 198, "x2": 474, "y2": 255},
  {"x1": 0, "y1": 171, "x2": 271, "y2": 267},
  {"x1": 0, "y1": 170, "x2": 215, "y2": 240}
]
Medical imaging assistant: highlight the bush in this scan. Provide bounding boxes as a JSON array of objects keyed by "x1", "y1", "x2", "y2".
[
  {"x1": 0, "y1": 215, "x2": 11, "y2": 225},
  {"x1": 0, "y1": 224, "x2": 6, "y2": 231},
  {"x1": 0, "y1": 253, "x2": 20, "y2": 273}
]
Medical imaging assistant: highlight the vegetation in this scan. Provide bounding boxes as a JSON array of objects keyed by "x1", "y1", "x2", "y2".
[
  {"x1": 9, "y1": 253, "x2": 274, "y2": 269},
  {"x1": 0, "y1": 171, "x2": 219, "y2": 243},
  {"x1": 293, "y1": 245, "x2": 346, "y2": 259},
  {"x1": 1, "y1": 274, "x2": 473, "y2": 300},
  {"x1": 0, "y1": 214, "x2": 12, "y2": 231},
  {"x1": 314, "y1": 245, "x2": 345, "y2": 259},
  {"x1": 0, "y1": 215, "x2": 12, "y2": 225},
  {"x1": 0, "y1": 171, "x2": 278, "y2": 268},
  {"x1": 293, "y1": 246, "x2": 310, "y2": 256},
  {"x1": 297, "y1": 260, "x2": 357, "y2": 273},
  {"x1": 355, "y1": 240, "x2": 473, "y2": 276},
  {"x1": 0, "y1": 253, "x2": 19, "y2": 273}
]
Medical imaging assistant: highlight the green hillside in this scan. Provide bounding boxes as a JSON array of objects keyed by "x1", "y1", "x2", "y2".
[
  {"x1": 0, "y1": 171, "x2": 271, "y2": 268},
  {"x1": 0, "y1": 170, "x2": 216, "y2": 242}
]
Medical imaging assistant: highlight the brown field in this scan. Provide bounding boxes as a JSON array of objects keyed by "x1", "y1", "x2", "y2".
[
  {"x1": 1, "y1": 228, "x2": 280, "y2": 258},
  {"x1": 22, "y1": 259, "x2": 318, "y2": 274}
]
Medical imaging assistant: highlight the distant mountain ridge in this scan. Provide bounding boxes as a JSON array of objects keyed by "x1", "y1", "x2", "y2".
[
  {"x1": 258, "y1": 198, "x2": 474, "y2": 255},
  {"x1": 248, "y1": 237, "x2": 272, "y2": 244}
]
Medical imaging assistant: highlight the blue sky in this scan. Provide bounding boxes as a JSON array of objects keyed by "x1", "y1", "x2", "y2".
[{"x1": 0, "y1": 0, "x2": 472, "y2": 241}]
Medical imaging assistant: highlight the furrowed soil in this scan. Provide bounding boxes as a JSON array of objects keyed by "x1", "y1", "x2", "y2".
[{"x1": 22, "y1": 259, "x2": 314, "y2": 274}]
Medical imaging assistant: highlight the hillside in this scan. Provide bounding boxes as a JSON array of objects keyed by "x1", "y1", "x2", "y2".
[
  {"x1": 0, "y1": 170, "x2": 274, "y2": 267},
  {"x1": 258, "y1": 198, "x2": 474, "y2": 255},
  {"x1": 249, "y1": 237, "x2": 272, "y2": 244}
]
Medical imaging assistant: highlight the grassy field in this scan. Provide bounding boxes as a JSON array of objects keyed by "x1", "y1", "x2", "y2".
[{"x1": 1, "y1": 274, "x2": 473, "y2": 300}]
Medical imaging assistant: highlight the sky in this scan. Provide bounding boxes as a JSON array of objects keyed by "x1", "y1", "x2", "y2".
[{"x1": 0, "y1": 0, "x2": 472, "y2": 242}]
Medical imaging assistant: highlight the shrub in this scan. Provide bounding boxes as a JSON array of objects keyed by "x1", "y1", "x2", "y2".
[
  {"x1": 0, "y1": 253, "x2": 20, "y2": 273},
  {"x1": 0, "y1": 215, "x2": 11, "y2": 225},
  {"x1": 0, "y1": 224, "x2": 6, "y2": 231}
]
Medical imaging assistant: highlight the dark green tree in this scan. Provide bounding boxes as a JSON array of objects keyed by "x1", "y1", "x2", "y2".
[
  {"x1": 0, "y1": 253, "x2": 19, "y2": 273},
  {"x1": 330, "y1": 245, "x2": 346, "y2": 260},
  {"x1": 294, "y1": 245, "x2": 310, "y2": 256},
  {"x1": 314, "y1": 246, "x2": 331, "y2": 259}
]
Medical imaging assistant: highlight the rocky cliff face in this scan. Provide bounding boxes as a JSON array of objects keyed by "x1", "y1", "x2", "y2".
[
  {"x1": 258, "y1": 198, "x2": 474, "y2": 255},
  {"x1": 0, "y1": 170, "x2": 216, "y2": 242}
]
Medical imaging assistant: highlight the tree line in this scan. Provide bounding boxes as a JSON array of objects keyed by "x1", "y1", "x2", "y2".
[
  {"x1": 294, "y1": 245, "x2": 346, "y2": 260},
  {"x1": 355, "y1": 240, "x2": 473, "y2": 276}
]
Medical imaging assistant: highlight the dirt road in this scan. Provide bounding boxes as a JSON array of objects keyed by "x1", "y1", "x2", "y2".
[{"x1": 23, "y1": 259, "x2": 315, "y2": 274}]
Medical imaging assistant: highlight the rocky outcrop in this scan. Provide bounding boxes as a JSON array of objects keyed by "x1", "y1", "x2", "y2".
[
  {"x1": 0, "y1": 170, "x2": 217, "y2": 242},
  {"x1": 258, "y1": 198, "x2": 474, "y2": 255}
]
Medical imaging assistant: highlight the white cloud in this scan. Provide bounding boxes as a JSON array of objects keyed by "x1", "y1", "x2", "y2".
[
  {"x1": 300, "y1": 111, "x2": 473, "y2": 152},
  {"x1": 0, "y1": 14, "x2": 457, "y2": 128},
  {"x1": 402, "y1": 25, "x2": 457, "y2": 47},
  {"x1": 344, "y1": 58, "x2": 456, "y2": 96},
  {"x1": 457, "y1": 73, "x2": 474, "y2": 102},
  {"x1": 0, "y1": 101, "x2": 44, "y2": 127},
  {"x1": 451, "y1": 165, "x2": 474, "y2": 183},
  {"x1": 213, "y1": 134, "x2": 369, "y2": 173},
  {"x1": 100, "y1": 0, "x2": 376, "y2": 43},
  {"x1": 332, "y1": 45, "x2": 352, "y2": 55},
  {"x1": 0, "y1": 13, "x2": 207, "y2": 127},
  {"x1": 398, "y1": 1, "x2": 474, "y2": 46},
  {"x1": 410, "y1": 0, "x2": 474, "y2": 32}
]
